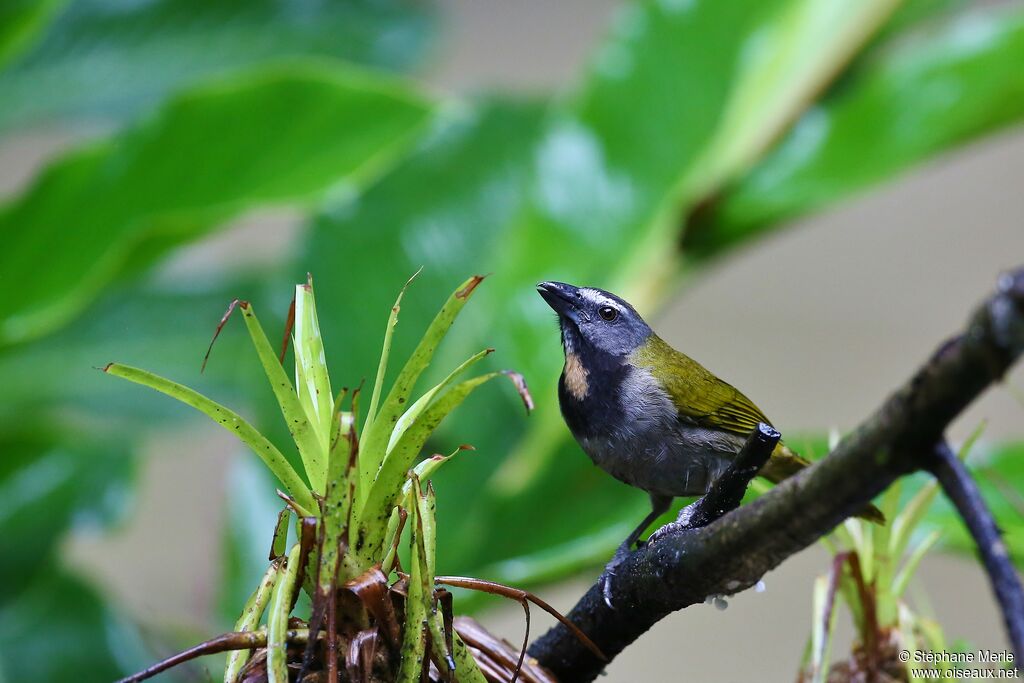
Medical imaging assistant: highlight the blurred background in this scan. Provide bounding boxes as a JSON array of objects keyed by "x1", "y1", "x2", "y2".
[{"x1": 1, "y1": 0, "x2": 1022, "y2": 681}]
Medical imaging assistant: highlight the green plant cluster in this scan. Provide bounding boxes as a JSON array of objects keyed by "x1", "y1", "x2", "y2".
[
  {"x1": 107, "y1": 275, "x2": 535, "y2": 681},
  {"x1": 801, "y1": 429, "x2": 991, "y2": 683}
]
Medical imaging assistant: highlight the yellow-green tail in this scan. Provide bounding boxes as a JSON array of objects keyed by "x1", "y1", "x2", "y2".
[{"x1": 760, "y1": 443, "x2": 885, "y2": 524}]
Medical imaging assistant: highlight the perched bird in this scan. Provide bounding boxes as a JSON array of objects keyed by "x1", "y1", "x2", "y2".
[{"x1": 537, "y1": 281, "x2": 883, "y2": 566}]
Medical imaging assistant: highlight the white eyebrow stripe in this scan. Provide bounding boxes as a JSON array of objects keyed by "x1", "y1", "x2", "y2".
[{"x1": 579, "y1": 288, "x2": 617, "y2": 308}]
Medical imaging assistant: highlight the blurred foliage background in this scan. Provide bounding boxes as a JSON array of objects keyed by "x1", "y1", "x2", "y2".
[{"x1": 0, "y1": 0, "x2": 1023, "y2": 681}]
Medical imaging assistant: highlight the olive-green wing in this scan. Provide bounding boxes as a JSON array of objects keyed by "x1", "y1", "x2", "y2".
[{"x1": 632, "y1": 335, "x2": 772, "y2": 436}]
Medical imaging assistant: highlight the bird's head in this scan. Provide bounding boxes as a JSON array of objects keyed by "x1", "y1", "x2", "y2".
[{"x1": 537, "y1": 281, "x2": 652, "y2": 358}]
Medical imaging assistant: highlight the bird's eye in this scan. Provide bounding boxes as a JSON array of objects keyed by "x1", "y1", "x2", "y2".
[{"x1": 598, "y1": 306, "x2": 618, "y2": 321}]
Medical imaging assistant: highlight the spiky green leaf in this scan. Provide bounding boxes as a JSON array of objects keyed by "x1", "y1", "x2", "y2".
[{"x1": 103, "y1": 362, "x2": 313, "y2": 512}]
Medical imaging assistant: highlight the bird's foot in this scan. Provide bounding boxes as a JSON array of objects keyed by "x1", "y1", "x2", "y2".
[
  {"x1": 598, "y1": 540, "x2": 636, "y2": 609},
  {"x1": 646, "y1": 521, "x2": 685, "y2": 547},
  {"x1": 647, "y1": 501, "x2": 699, "y2": 546}
]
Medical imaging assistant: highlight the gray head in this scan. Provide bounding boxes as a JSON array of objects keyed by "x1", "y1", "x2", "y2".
[{"x1": 537, "y1": 281, "x2": 652, "y2": 357}]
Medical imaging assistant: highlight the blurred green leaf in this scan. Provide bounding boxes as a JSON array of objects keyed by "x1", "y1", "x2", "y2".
[
  {"x1": 0, "y1": 274, "x2": 310, "y2": 633},
  {"x1": 465, "y1": 0, "x2": 913, "y2": 569},
  {"x1": 0, "y1": 282, "x2": 254, "y2": 423},
  {"x1": 0, "y1": 562, "x2": 148, "y2": 682},
  {"x1": 0, "y1": 273, "x2": 314, "y2": 631},
  {"x1": 0, "y1": 62, "x2": 433, "y2": 346},
  {"x1": 866, "y1": 0, "x2": 965, "y2": 50},
  {"x1": 684, "y1": 4, "x2": 1024, "y2": 256},
  {"x1": 576, "y1": 0, "x2": 903, "y2": 204},
  {"x1": 477, "y1": 1, "x2": 1023, "y2": 587},
  {"x1": 301, "y1": 98, "x2": 546, "y2": 443},
  {"x1": 0, "y1": 0, "x2": 66, "y2": 69},
  {"x1": 0, "y1": 0, "x2": 435, "y2": 132},
  {"x1": 308, "y1": 0, "x2": 920, "y2": 586},
  {"x1": 0, "y1": 429, "x2": 134, "y2": 594}
]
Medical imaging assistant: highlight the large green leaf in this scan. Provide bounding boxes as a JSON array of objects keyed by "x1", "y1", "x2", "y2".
[
  {"x1": 0, "y1": 0, "x2": 435, "y2": 133},
  {"x1": 683, "y1": 4, "x2": 1024, "y2": 256},
  {"x1": 0, "y1": 277, "x2": 288, "y2": 619},
  {"x1": 306, "y1": 0, "x2": 895, "y2": 575},
  {"x1": 0, "y1": 62, "x2": 433, "y2": 346},
  {"x1": 465, "y1": 0, "x2": 908, "y2": 565}
]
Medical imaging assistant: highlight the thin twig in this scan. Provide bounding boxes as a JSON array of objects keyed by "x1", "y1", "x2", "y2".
[
  {"x1": 116, "y1": 629, "x2": 313, "y2": 683},
  {"x1": 201, "y1": 298, "x2": 241, "y2": 373},
  {"x1": 929, "y1": 441, "x2": 1024, "y2": 659},
  {"x1": 435, "y1": 576, "x2": 606, "y2": 662}
]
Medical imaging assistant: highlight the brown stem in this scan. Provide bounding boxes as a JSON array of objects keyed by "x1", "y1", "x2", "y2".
[{"x1": 116, "y1": 629, "x2": 312, "y2": 683}]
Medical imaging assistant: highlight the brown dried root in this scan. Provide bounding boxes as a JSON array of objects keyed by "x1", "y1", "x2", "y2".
[
  {"x1": 455, "y1": 617, "x2": 558, "y2": 683},
  {"x1": 114, "y1": 629, "x2": 314, "y2": 683},
  {"x1": 436, "y1": 576, "x2": 606, "y2": 668},
  {"x1": 118, "y1": 564, "x2": 603, "y2": 683}
]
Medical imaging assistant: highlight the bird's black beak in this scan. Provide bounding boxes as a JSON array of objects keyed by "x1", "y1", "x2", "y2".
[{"x1": 537, "y1": 281, "x2": 583, "y2": 322}]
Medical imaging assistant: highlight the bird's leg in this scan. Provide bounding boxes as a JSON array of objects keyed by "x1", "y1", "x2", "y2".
[
  {"x1": 616, "y1": 494, "x2": 672, "y2": 560},
  {"x1": 600, "y1": 495, "x2": 672, "y2": 608}
]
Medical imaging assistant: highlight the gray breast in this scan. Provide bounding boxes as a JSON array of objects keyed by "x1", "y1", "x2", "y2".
[{"x1": 580, "y1": 366, "x2": 745, "y2": 497}]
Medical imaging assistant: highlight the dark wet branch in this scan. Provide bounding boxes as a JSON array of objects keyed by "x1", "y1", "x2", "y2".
[
  {"x1": 644, "y1": 424, "x2": 779, "y2": 548},
  {"x1": 929, "y1": 441, "x2": 1024, "y2": 658},
  {"x1": 529, "y1": 267, "x2": 1024, "y2": 683},
  {"x1": 682, "y1": 423, "x2": 780, "y2": 529}
]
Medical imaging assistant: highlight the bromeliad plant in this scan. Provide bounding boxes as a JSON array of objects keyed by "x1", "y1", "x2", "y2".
[
  {"x1": 105, "y1": 274, "x2": 601, "y2": 683},
  {"x1": 799, "y1": 428, "x2": 987, "y2": 683}
]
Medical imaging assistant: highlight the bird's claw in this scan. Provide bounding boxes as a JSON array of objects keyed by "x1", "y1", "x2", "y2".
[
  {"x1": 599, "y1": 540, "x2": 635, "y2": 609},
  {"x1": 599, "y1": 572, "x2": 615, "y2": 609},
  {"x1": 647, "y1": 500, "x2": 700, "y2": 546},
  {"x1": 646, "y1": 521, "x2": 682, "y2": 547}
]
